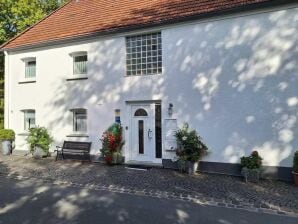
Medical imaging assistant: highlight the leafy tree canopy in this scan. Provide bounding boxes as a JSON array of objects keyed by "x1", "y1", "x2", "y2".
[{"x1": 0, "y1": 0, "x2": 68, "y2": 44}]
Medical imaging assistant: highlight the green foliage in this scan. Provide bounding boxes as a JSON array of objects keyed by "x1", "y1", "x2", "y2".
[
  {"x1": 293, "y1": 151, "x2": 298, "y2": 173},
  {"x1": 0, "y1": 0, "x2": 68, "y2": 43},
  {"x1": 240, "y1": 151, "x2": 263, "y2": 169},
  {"x1": 0, "y1": 129, "x2": 15, "y2": 140},
  {"x1": 100, "y1": 123, "x2": 124, "y2": 165},
  {"x1": 26, "y1": 126, "x2": 53, "y2": 153},
  {"x1": 175, "y1": 123, "x2": 208, "y2": 162},
  {"x1": 40, "y1": 0, "x2": 68, "y2": 14}
]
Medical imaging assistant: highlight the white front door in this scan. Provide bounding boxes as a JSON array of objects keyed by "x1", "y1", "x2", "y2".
[{"x1": 130, "y1": 104, "x2": 155, "y2": 162}]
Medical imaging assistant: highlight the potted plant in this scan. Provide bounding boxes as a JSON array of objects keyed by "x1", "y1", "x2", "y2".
[
  {"x1": 0, "y1": 129, "x2": 15, "y2": 155},
  {"x1": 240, "y1": 151, "x2": 263, "y2": 183},
  {"x1": 100, "y1": 123, "x2": 125, "y2": 165},
  {"x1": 175, "y1": 123, "x2": 208, "y2": 175},
  {"x1": 292, "y1": 151, "x2": 298, "y2": 187},
  {"x1": 26, "y1": 126, "x2": 53, "y2": 159}
]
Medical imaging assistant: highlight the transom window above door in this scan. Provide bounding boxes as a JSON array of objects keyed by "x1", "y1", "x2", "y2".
[
  {"x1": 134, "y1": 108, "x2": 148, "y2": 116},
  {"x1": 126, "y1": 32, "x2": 162, "y2": 76}
]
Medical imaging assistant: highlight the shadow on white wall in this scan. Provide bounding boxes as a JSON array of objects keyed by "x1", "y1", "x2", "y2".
[{"x1": 41, "y1": 6, "x2": 297, "y2": 167}]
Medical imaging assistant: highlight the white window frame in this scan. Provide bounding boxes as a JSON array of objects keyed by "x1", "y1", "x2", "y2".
[
  {"x1": 22, "y1": 109, "x2": 36, "y2": 131},
  {"x1": 70, "y1": 51, "x2": 88, "y2": 75},
  {"x1": 20, "y1": 57, "x2": 37, "y2": 83},
  {"x1": 125, "y1": 32, "x2": 162, "y2": 76},
  {"x1": 71, "y1": 108, "x2": 88, "y2": 133}
]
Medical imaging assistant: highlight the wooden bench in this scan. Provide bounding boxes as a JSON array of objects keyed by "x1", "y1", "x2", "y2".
[{"x1": 55, "y1": 141, "x2": 92, "y2": 162}]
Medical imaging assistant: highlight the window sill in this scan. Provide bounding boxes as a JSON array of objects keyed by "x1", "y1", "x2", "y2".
[
  {"x1": 124, "y1": 73, "x2": 162, "y2": 77},
  {"x1": 66, "y1": 75, "x2": 88, "y2": 81},
  {"x1": 66, "y1": 133, "x2": 89, "y2": 138},
  {"x1": 18, "y1": 132, "x2": 29, "y2": 136},
  {"x1": 18, "y1": 79, "x2": 36, "y2": 84}
]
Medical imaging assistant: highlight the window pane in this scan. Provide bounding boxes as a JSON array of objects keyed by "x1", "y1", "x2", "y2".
[
  {"x1": 134, "y1": 108, "x2": 148, "y2": 116},
  {"x1": 25, "y1": 61, "x2": 36, "y2": 78},
  {"x1": 126, "y1": 32, "x2": 162, "y2": 76},
  {"x1": 24, "y1": 110, "x2": 35, "y2": 130},
  {"x1": 155, "y1": 104, "x2": 162, "y2": 158},
  {"x1": 73, "y1": 55, "x2": 87, "y2": 75},
  {"x1": 138, "y1": 120, "x2": 144, "y2": 154},
  {"x1": 74, "y1": 110, "x2": 87, "y2": 132},
  {"x1": 74, "y1": 55, "x2": 87, "y2": 62}
]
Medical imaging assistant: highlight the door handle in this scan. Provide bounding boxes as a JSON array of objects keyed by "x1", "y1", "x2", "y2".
[{"x1": 148, "y1": 129, "x2": 153, "y2": 139}]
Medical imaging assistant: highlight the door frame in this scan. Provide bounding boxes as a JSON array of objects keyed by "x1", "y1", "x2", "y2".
[{"x1": 125, "y1": 100, "x2": 162, "y2": 164}]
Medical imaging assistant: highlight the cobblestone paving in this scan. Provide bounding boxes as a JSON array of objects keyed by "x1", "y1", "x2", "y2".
[{"x1": 0, "y1": 155, "x2": 297, "y2": 216}]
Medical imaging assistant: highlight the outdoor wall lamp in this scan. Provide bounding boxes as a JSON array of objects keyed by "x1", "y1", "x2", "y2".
[
  {"x1": 115, "y1": 109, "x2": 121, "y2": 124},
  {"x1": 168, "y1": 103, "x2": 173, "y2": 117}
]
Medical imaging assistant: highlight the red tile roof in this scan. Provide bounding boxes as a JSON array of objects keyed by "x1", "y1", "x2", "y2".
[{"x1": 2, "y1": 0, "x2": 274, "y2": 50}]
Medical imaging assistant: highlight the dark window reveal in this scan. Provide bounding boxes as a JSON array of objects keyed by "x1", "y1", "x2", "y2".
[
  {"x1": 155, "y1": 104, "x2": 162, "y2": 158},
  {"x1": 138, "y1": 120, "x2": 144, "y2": 154}
]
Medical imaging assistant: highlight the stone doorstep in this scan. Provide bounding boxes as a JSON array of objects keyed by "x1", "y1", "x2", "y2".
[{"x1": 0, "y1": 173, "x2": 297, "y2": 218}]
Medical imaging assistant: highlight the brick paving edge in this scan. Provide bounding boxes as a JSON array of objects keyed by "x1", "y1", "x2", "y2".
[{"x1": 0, "y1": 172, "x2": 297, "y2": 218}]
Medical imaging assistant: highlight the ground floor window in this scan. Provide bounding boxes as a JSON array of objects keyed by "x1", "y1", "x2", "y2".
[
  {"x1": 23, "y1": 110, "x2": 35, "y2": 130},
  {"x1": 72, "y1": 109, "x2": 87, "y2": 133}
]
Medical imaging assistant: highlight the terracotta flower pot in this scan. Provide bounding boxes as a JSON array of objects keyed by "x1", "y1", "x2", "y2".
[{"x1": 292, "y1": 171, "x2": 298, "y2": 187}]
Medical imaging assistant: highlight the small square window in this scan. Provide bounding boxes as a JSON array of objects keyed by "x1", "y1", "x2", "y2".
[
  {"x1": 23, "y1": 110, "x2": 36, "y2": 131},
  {"x1": 73, "y1": 109, "x2": 87, "y2": 133},
  {"x1": 73, "y1": 54, "x2": 87, "y2": 75},
  {"x1": 25, "y1": 60, "x2": 36, "y2": 78}
]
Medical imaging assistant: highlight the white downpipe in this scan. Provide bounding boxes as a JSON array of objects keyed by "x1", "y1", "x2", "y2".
[{"x1": 4, "y1": 51, "x2": 9, "y2": 129}]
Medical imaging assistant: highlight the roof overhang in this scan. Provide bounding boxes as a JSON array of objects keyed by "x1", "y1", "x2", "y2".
[{"x1": 0, "y1": 0, "x2": 295, "y2": 53}]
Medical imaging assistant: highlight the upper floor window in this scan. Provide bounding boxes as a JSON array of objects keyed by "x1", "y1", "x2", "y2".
[
  {"x1": 126, "y1": 32, "x2": 162, "y2": 76},
  {"x1": 24, "y1": 58, "x2": 36, "y2": 78},
  {"x1": 73, "y1": 52, "x2": 88, "y2": 75},
  {"x1": 72, "y1": 108, "x2": 87, "y2": 133},
  {"x1": 23, "y1": 110, "x2": 36, "y2": 131}
]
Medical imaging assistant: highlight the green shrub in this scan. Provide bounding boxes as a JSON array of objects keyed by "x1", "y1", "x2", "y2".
[
  {"x1": 0, "y1": 129, "x2": 15, "y2": 141},
  {"x1": 175, "y1": 123, "x2": 208, "y2": 162},
  {"x1": 293, "y1": 151, "x2": 298, "y2": 173},
  {"x1": 240, "y1": 151, "x2": 263, "y2": 169},
  {"x1": 26, "y1": 126, "x2": 53, "y2": 153}
]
